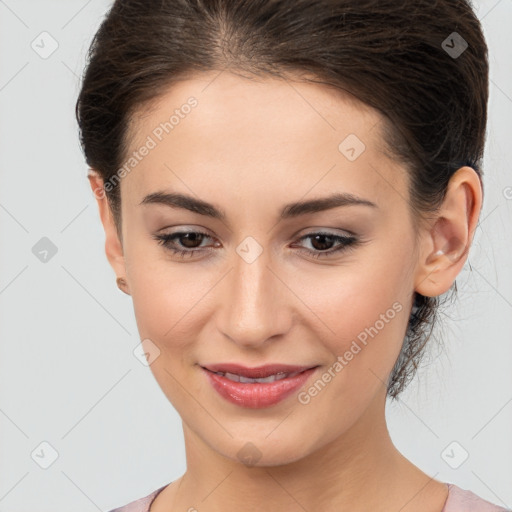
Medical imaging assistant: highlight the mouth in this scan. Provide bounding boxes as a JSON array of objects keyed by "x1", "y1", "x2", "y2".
[
  {"x1": 201, "y1": 363, "x2": 317, "y2": 381},
  {"x1": 200, "y1": 363, "x2": 320, "y2": 408}
]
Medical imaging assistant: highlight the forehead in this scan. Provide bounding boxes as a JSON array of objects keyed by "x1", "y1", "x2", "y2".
[
  {"x1": 121, "y1": 70, "x2": 404, "y2": 208},
  {"x1": 127, "y1": 70, "x2": 382, "y2": 147}
]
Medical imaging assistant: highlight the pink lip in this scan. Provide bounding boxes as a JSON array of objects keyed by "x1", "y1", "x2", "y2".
[{"x1": 200, "y1": 363, "x2": 318, "y2": 409}]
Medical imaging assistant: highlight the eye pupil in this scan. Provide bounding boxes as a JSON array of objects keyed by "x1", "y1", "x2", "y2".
[
  {"x1": 310, "y1": 234, "x2": 334, "y2": 251},
  {"x1": 180, "y1": 232, "x2": 204, "y2": 248}
]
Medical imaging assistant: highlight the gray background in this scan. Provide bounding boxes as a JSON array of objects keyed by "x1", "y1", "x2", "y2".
[{"x1": 0, "y1": 1, "x2": 511, "y2": 511}]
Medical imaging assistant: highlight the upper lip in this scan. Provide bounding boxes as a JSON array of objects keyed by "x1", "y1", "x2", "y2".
[{"x1": 201, "y1": 363, "x2": 317, "y2": 378}]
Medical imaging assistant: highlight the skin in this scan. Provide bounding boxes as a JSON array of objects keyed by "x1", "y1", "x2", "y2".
[{"x1": 89, "y1": 70, "x2": 482, "y2": 512}]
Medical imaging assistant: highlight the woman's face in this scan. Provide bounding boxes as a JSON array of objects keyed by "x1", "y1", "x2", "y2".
[{"x1": 97, "y1": 71, "x2": 428, "y2": 465}]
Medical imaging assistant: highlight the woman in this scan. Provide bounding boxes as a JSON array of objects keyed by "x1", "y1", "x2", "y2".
[{"x1": 76, "y1": 0, "x2": 509, "y2": 510}]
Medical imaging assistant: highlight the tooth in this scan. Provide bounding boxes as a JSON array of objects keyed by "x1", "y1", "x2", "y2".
[
  {"x1": 235, "y1": 373, "x2": 291, "y2": 383},
  {"x1": 238, "y1": 375, "x2": 255, "y2": 383},
  {"x1": 255, "y1": 375, "x2": 277, "y2": 383},
  {"x1": 216, "y1": 371, "x2": 302, "y2": 383}
]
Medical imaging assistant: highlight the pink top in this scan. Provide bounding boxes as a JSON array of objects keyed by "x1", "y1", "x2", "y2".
[{"x1": 108, "y1": 482, "x2": 510, "y2": 512}]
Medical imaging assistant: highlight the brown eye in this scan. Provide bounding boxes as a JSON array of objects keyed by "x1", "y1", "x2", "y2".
[
  {"x1": 153, "y1": 230, "x2": 215, "y2": 258},
  {"x1": 152, "y1": 229, "x2": 359, "y2": 260},
  {"x1": 174, "y1": 232, "x2": 207, "y2": 249},
  {"x1": 292, "y1": 232, "x2": 359, "y2": 259},
  {"x1": 308, "y1": 234, "x2": 337, "y2": 251}
]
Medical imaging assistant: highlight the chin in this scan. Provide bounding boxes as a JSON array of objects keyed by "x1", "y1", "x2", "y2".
[{"x1": 203, "y1": 428, "x2": 319, "y2": 468}]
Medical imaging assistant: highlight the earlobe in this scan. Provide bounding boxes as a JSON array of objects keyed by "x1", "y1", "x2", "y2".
[
  {"x1": 87, "y1": 170, "x2": 130, "y2": 294},
  {"x1": 116, "y1": 276, "x2": 131, "y2": 295},
  {"x1": 414, "y1": 166, "x2": 482, "y2": 297}
]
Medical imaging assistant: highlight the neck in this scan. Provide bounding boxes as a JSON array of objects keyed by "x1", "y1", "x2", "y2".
[{"x1": 151, "y1": 390, "x2": 448, "y2": 512}]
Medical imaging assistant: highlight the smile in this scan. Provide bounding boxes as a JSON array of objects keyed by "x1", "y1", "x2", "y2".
[
  {"x1": 210, "y1": 370, "x2": 303, "y2": 383},
  {"x1": 200, "y1": 364, "x2": 319, "y2": 408}
]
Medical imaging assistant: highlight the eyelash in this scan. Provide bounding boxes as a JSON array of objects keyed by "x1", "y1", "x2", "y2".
[{"x1": 152, "y1": 230, "x2": 359, "y2": 260}]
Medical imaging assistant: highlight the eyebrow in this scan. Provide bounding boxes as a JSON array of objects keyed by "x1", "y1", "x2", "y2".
[{"x1": 139, "y1": 191, "x2": 377, "y2": 221}]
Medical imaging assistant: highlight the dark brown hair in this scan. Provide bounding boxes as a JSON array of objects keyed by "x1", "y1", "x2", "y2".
[{"x1": 76, "y1": 0, "x2": 489, "y2": 400}]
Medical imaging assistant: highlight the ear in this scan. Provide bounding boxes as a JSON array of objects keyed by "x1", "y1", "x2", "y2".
[
  {"x1": 88, "y1": 170, "x2": 130, "y2": 295},
  {"x1": 414, "y1": 166, "x2": 483, "y2": 297}
]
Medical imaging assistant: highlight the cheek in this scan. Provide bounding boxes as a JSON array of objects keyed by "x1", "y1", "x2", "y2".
[
  {"x1": 290, "y1": 270, "x2": 410, "y2": 430},
  {"x1": 125, "y1": 238, "x2": 200, "y2": 350},
  {"x1": 125, "y1": 240, "x2": 233, "y2": 384},
  {"x1": 129, "y1": 264, "x2": 204, "y2": 350},
  {"x1": 291, "y1": 249, "x2": 412, "y2": 388},
  {"x1": 126, "y1": 249, "x2": 207, "y2": 407}
]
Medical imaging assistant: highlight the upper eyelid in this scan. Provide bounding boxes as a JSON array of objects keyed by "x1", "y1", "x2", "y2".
[
  {"x1": 160, "y1": 228, "x2": 355, "y2": 240},
  {"x1": 159, "y1": 229, "x2": 356, "y2": 248},
  {"x1": 160, "y1": 224, "x2": 355, "y2": 235}
]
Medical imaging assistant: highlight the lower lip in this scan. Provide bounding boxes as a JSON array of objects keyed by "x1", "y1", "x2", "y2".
[{"x1": 202, "y1": 367, "x2": 318, "y2": 408}]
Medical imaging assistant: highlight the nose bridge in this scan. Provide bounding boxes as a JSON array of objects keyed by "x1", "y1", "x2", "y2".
[{"x1": 219, "y1": 239, "x2": 288, "y2": 346}]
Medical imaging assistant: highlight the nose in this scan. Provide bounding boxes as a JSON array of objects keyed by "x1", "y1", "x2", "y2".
[{"x1": 216, "y1": 247, "x2": 292, "y2": 349}]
